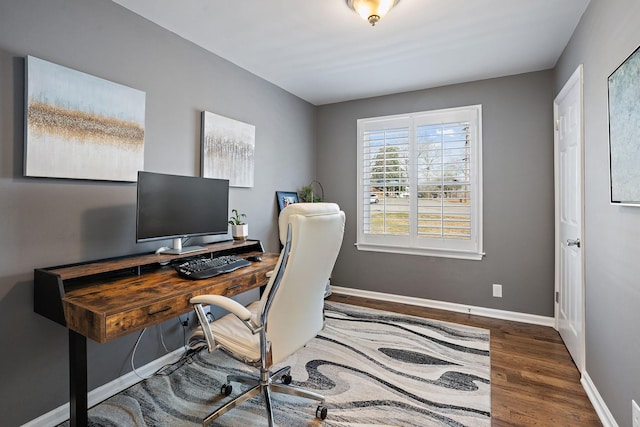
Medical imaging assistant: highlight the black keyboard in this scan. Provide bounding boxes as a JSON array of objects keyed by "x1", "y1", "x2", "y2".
[{"x1": 174, "y1": 255, "x2": 251, "y2": 280}]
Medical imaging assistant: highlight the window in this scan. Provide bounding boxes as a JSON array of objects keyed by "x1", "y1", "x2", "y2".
[{"x1": 356, "y1": 105, "x2": 483, "y2": 260}]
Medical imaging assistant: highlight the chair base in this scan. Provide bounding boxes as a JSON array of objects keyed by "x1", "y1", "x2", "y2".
[{"x1": 203, "y1": 366, "x2": 327, "y2": 427}]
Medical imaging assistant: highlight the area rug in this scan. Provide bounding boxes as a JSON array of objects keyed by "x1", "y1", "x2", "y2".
[{"x1": 60, "y1": 301, "x2": 490, "y2": 426}]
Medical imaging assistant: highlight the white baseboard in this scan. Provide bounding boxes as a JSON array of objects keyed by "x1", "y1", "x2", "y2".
[
  {"x1": 581, "y1": 372, "x2": 619, "y2": 427},
  {"x1": 22, "y1": 347, "x2": 186, "y2": 427},
  {"x1": 331, "y1": 286, "x2": 555, "y2": 327}
]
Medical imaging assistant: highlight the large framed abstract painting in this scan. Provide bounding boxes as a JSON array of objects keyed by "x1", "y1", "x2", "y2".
[
  {"x1": 201, "y1": 111, "x2": 255, "y2": 188},
  {"x1": 608, "y1": 45, "x2": 640, "y2": 206},
  {"x1": 25, "y1": 56, "x2": 145, "y2": 182}
]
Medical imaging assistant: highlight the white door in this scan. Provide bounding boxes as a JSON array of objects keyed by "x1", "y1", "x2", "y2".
[{"x1": 554, "y1": 65, "x2": 584, "y2": 372}]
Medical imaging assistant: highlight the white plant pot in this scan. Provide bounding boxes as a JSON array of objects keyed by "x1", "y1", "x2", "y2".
[{"x1": 231, "y1": 224, "x2": 248, "y2": 240}]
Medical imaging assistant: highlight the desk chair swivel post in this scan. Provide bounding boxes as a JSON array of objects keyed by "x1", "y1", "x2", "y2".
[{"x1": 189, "y1": 203, "x2": 346, "y2": 426}]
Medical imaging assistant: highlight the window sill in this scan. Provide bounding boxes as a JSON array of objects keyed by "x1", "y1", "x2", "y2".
[{"x1": 355, "y1": 242, "x2": 484, "y2": 261}]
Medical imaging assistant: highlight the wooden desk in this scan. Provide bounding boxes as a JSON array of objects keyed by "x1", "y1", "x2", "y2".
[{"x1": 33, "y1": 239, "x2": 277, "y2": 427}]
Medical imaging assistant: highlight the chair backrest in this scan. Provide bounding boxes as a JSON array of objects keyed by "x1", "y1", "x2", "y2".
[{"x1": 258, "y1": 203, "x2": 345, "y2": 365}]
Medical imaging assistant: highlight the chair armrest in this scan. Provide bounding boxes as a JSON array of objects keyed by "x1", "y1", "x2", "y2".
[{"x1": 190, "y1": 295, "x2": 252, "y2": 321}]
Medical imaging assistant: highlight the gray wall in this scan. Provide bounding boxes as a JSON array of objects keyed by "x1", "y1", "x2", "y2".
[
  {"x1": 318, "y1": 71, "x2": 556, "y2": 316},
  {"x1": 2, "y1": 0, "x2": 636, "y2": 425},
  {"x1": 555, "y1": 0, "x2": 640, "y2": 425},
  {"x1": 0, "y1": 0, "x2": 316, "y2": 425}
]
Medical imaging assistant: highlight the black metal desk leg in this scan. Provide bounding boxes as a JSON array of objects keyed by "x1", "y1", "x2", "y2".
[{"x1": 69, "y1": 330, "x2": 88, "y2": 427}]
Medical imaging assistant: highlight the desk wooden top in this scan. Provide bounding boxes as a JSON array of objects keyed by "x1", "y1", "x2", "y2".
[
  {"x1": 34, "y1": 240, "x2": 278, "y2": 343},
  {"x1": 65, "y1": 253, "x2": 277, "y2": 343},
  {"x1": 42, "y1": 239, "x2": 263, "y2": 281}
]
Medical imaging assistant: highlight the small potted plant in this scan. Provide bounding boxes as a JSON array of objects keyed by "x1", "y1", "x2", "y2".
[
  {"x1": 299, "y1": 181, "x2": 324, "y2": 203},
  {"x1": 228, "y1": 209, "x2": 248, "y2": 240},
  {"x1": 229, "y1": 209, "x2": 249, "y2": 240}
]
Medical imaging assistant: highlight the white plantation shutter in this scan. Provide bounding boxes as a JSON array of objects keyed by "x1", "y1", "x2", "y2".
[
  {"x1": 416, "y1": 121, "x2": 471, "y2": 240},
  {"x1": 362, "y1": 123, "x2": 410, "y2": 237},
  {"x1": 357, "y1": 105, "x2": 483, "y2": 260}
]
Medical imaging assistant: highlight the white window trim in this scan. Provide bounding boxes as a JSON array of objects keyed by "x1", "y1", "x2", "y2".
[{"x1": 356, "y1": 105, "x2": 484, "y2": 261}]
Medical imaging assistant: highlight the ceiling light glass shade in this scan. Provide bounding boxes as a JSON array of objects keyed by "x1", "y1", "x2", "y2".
[{"x1": 346, "y1": 0, "x2": 400, "y2": 26}]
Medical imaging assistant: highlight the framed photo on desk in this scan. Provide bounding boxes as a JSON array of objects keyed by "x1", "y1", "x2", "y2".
[{"x1": 276, "y1": 191, "x2": 299, "y2": 212}]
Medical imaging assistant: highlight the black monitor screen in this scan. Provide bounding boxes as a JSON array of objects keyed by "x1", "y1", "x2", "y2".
[{"x1": 136, "y1": 171, "x2": 229, "y2": 243}]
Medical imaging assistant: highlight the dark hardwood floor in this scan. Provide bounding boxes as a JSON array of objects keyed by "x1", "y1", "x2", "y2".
[{"x1": 327, "y1": 293, "x2": 602, "y2": 426}]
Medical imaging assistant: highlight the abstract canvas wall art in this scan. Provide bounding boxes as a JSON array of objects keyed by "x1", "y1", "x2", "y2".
[
  {"x1": 608, "y1": 44, "x2": 640, "y2": 205},
  {"x1": 25, "y1": 56, "x2": 146, "y2": 182},
  {"x1": 201, "y1": 111, "x2": 255, "y2": 188}
]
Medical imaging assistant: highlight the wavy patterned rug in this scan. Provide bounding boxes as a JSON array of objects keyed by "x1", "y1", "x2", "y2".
[{"x1": 61, "y1": 301, "x2": 490, "y2": 426}]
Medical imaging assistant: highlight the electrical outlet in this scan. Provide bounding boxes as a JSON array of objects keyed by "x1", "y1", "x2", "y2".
[
  {"x1": 633, "y1": 400, "x2": 640, "y2": 427},
  {"x1": 181, "y1": 315, "x2": 189, "y2": 327},
  {"x1": 492, "y1": 284, "x2": 503, "y2": 298}
]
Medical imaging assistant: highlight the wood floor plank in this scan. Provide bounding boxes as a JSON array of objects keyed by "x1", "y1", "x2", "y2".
[{"x1": 327, "y1": 294, "x2": 602, "y2": 427}]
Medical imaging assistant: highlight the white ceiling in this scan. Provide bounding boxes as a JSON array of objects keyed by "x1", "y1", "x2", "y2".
[{"x1": 111, "y1": 0, "x2": 590, "y2": 106}]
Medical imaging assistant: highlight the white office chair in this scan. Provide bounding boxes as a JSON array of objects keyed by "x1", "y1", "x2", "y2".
[{"x1": 188, "y1": 202, "x2": 345, "y2": 426}]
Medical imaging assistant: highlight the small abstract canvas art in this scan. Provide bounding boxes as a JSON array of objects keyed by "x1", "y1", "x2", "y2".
[
  {"x1": 24, "y1": 56, "x2": 146, "y2": 181},
  {"x1": 201, "y1": 111, "x2": 255, "y2": 188}
]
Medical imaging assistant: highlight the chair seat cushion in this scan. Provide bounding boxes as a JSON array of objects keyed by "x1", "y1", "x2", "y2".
[{"x1": 209, "y1": 301, "x2": 261, "y2": 362}]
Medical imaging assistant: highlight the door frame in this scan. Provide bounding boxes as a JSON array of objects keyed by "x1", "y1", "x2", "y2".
[{"x1": 553, "y1": 64, "x2": 586, "y2": 373}]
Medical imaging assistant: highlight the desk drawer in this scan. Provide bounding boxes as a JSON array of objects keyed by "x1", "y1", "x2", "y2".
[
  {"x1": 61, "y1": 259, "x2": 274, "y2": 343},
  {"x1": 102, "y1": 274, "x2": 265, "y2": 342},
  {"x1": 105, "y1": 296, "x2": 192, "y2": 341}
]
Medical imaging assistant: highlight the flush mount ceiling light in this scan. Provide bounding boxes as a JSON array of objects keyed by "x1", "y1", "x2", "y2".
[{"x1": 346, "y1": 0, "x2": 400, "y2": 26}]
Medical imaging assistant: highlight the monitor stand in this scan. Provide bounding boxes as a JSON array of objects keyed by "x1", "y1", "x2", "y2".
[{"x1": 160, "y1": 238, "x2": 205, "y2": 255}]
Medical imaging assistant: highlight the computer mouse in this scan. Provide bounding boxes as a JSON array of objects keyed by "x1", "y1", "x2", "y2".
[{"x1": 246, "y1": 255, "x2": 262, "y2": 262}]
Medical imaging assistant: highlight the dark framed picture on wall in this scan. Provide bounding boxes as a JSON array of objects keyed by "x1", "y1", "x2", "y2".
[
  {"x1": 608, "y1": 43, "x2": 640, "y2": 206},
  {"x1": 276, "y1": 191, "x2": 299, "y2": 212}
]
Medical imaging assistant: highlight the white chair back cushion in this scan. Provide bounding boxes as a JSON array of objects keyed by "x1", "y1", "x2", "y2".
[{"x1": 262, "y1": 203, "x2": 345, "y2": 365}]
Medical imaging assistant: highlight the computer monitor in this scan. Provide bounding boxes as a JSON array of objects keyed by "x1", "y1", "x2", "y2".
[{"x1": 136, "y1": 171, "x2": 230, "y2": 254}]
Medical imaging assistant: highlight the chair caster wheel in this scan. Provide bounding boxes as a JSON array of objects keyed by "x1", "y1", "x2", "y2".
[
  {"x1": 282, "y1": 374, "x2": 292, "y2": 385},
  {"x1": 221, "y1": 384, "x2": 232, "y2": 396},
  {"x1": 316, "y1": 405, "x2": 328, "y2": 420}
]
